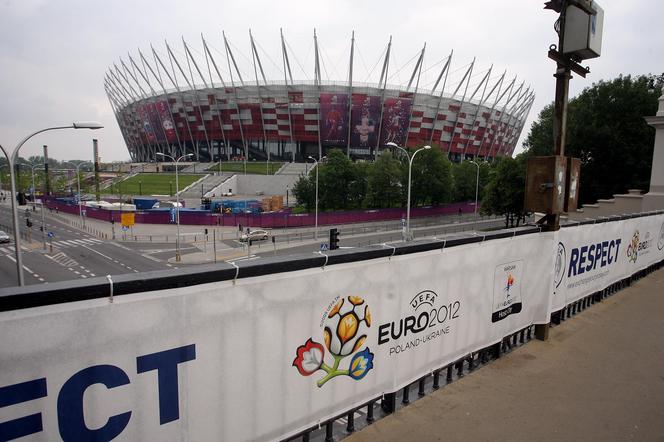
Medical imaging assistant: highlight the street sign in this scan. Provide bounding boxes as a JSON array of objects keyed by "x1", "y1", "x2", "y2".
[
  {"x1": 320, "y1": 243, "x2": 329, "y2": 251},
  {"x1": 401, "y1": 218, "x2": 405, "y2": 227},
  {"x1": 47, "y1": 232, "x2": 54, "y2": 238},
  {"x1": 121, "y1": 212, "x2": 135, "y2": 227}
]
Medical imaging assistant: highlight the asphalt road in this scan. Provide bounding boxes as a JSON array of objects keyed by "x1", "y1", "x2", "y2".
[{"x1": 0, "y1": 204, "x2": 174, "y2": 288}]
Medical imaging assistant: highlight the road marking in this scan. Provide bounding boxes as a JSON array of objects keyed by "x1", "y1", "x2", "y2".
[
  {"x1": 140, "y1": 253, "x2": 162, "y2": 263},
  {"x1": 90, "y1": 273, "x2": 96, "y2": 277},
  {"x1": 80, "y1": 244, "x2": 114, "y2": 261},
  {"x1": 4, "y1": 255, "x2": 39, "y2": 275}
]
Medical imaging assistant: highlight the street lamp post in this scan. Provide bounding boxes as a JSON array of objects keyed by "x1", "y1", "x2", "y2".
[
  {"x1": 469, "y1": 160, "x2": 480, "y2": 230},
  {"x1": 65, "y1": 161, "x2": 92, "y2": 227},
  {"x1": 386, "y1": 142, "x2": 431, "y2": 241},
  {"x1": 307, "y1": 156, "x2": 326, "y2": 240},
  {"x1": 157, "y1": 152, "x2": 193, "y2": 262},
  {"x1": 0, "y1": 121, "x2": 103, "y2": 286}
]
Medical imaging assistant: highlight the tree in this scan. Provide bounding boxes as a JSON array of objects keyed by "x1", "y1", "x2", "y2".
[
  {"x1": 408, "y1": 148, "x2": 453, "y2": 206},
  {"x1": 319, "y1": 149, "x2": 364, "y2": 210},
  {"x1": 291, "y1": 174, "x2": 315, "y2": 212},
  {"x1": 451, "y1": 161, "x2": 490, "y2": 203},
  {"x1": 366, "y1": 152, "x2": 403, "y2": 208},
  {"x1": 523, "y1": 74, "x2": 660, "y2": 204},
  {"x1": 481, "y1": 155, "x2": 527, "y2": 228}
]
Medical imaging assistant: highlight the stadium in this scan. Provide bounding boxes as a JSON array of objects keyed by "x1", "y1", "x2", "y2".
[{"x1": 105, "y1": 31, "x2": 534, "y2": 164}]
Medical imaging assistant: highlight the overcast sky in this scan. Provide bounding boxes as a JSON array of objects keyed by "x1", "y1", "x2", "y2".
[{"x1": 1, "y1": 0, "x2": 662, "y2": 163}]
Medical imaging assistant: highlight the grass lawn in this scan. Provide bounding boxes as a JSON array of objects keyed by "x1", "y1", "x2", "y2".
[
  {"x1": 206, "y1": 162, "x2": 284, "y2": 175},
  {"x1": 103, "y1": 173, "x2": 204, "y2": 196}
]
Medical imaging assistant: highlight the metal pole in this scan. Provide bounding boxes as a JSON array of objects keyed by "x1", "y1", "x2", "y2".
[
  {"x1": 312, "y1": 158, "x2": 319, "y2": 240},
  {"x1": 175, "y1": 158, "x2": 181, "y2": 262},
  {"x1": 405, "y1": 146, "x2": 430, "y2": 240},
  {"x1": 40, "y1": 201, "x2": 46, "y2": 250},
  {"x1": 406, "y1": 156, "x2": 413, "y2": 239},
  {"x1": 470, "y1": 160, "x2": 479, "y2": 229},
  {"x1": 77, "y1": 164, "x2": 82, "y2": 226},
  {"x1": 7, "y1": 154, "x2": 24, "y2": 285}
]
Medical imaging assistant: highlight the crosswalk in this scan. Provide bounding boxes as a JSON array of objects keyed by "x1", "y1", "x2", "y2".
[
  {"x1": 0, "y1": 246, "x2": 15, "y2": 255},
  {"x1": 49, "y1": 238, "x2": 103, "y2": 249}
]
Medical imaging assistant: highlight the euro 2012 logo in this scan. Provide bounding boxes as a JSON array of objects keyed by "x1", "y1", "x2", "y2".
[{"x1": 292, "y1": 296, "x2": 374, "y2": 387}]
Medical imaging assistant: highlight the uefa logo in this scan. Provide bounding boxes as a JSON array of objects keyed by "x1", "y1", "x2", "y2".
[{"x1": 554, "y1": 242, "x2": 566, "y2": 289}]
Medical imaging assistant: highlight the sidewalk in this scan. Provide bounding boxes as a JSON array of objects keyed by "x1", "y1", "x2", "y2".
[{"x1": 347, "y1": 267, "x2": 664, "y2": 442}]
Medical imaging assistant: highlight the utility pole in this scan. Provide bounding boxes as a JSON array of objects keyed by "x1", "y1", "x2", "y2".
[{"x1": 527, "y1": 0, "x2": 602, "y2": 231}]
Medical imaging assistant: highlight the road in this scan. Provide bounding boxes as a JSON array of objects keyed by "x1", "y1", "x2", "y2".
[
  {"x1": 0, "y1": 204, "x2": 174, "y2": 288},
  {"x1": 0, "y1": 201, "x2": 512, "y2": 287}
]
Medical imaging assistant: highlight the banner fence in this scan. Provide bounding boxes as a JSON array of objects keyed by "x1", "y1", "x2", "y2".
[{"x1": 1, "y1": 212, "x2": 663, "y2": 441}]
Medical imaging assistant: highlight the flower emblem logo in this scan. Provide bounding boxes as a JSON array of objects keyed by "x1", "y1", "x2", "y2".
[
  {"x1": 293, "y1": 296, "x2": 374, "y2": 387},
  {"x1": 504, "y1": 273, "x2": 515, "y2": 297},
  {"x1": 627, "y1": 231, "x2": 639, "y2": 263}
]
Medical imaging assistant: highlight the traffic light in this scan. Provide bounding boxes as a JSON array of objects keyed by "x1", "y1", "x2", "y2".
[{"x1": 329, "y1": 228, "x2": 340, "y2": 250}]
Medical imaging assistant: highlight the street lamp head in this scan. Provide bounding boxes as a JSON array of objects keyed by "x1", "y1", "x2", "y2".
[
  {"x1": 386, "y1": 142, "x2": 398, "y2": 148},
  {"x1": 156, "y1": 152, "x2": 166, "y2": 157},
  {"x1": 72, "y1": 121, "x2": 104, "y2": 130},
  {"x1": 307, "y1": 155, "x2": 315, "y2": 161},
  {"x1": 423, "y1": 145, "x2": 431, "y2": 150}
]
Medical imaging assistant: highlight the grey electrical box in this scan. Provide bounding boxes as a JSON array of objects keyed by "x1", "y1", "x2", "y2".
[{"x1": 562, "y1": 1, "x2": 603, "y2": 60}]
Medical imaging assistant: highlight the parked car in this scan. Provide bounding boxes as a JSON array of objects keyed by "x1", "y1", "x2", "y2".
[
  {"x1": 0, "y1": 230, "x2": 10, "y2": 244},
  {"x1": 239, "y1": 229, "x2": 269, "y2": 243}
]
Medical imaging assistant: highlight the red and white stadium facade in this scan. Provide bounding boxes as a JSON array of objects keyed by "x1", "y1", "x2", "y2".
[{"x1": 105, "y1": 31, "x2": 534, "y2": 163}]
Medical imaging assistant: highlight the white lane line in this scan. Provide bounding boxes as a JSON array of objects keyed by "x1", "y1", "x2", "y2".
[
  {"x1": 74, "y1": 271, "x2": 80, "y2": 275},
  {"x1": 90, "y1": 273, "x2": 96, "y2": 277},
  {"x1": 4, "y1": 255, "x2": 36, "y2": 275},
  {"x1": 80, "y1": 244, "x2": 115, "y2": 261},
  {"x1": 38, "y1": 278, "x2": 44, "y2": 282},
  {"x1": 141, "y1": 253, "x2": 162, "y2": 263}
]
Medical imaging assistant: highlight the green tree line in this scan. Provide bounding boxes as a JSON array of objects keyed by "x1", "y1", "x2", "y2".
[{"x1": 291, "y1": 148, "x2": 491, "y2": 213}]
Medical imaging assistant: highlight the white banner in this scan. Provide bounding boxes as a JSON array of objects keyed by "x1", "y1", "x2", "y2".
[
  {"x1": 1, "y1": 216, "x2": 662, "y2": 441},
  {"x1": 552, "y1": 214, "x2": 664, "y2": 311}
]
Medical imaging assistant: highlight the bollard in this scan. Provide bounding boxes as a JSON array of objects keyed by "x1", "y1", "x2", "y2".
[
  {"x1": 366, "y1": 401, "x2": 375, "y2": 424},
  {"x1": 456, "y1": 359, "x2": 464, "y2": 378},
  {"x1": 418, "y1": 377, "x2": 426, "y2": 396},
  {"x1": 446, "y1": 364, "x2": 454, "y2": 383},
  {"x1": 535, "y1": 323, "x2": 549, "y2": 341},
  {"x1": 402, "y1": 384, "x2": 410, "y2": 405},
  {"x1": 346, "y1": 410, "x2": 355, "y2": 433},
  {"x1": 432, "y1": 370, "x2": 440, "y2": 390},
  {"x1": 325, "y1": 421, "x2": 334, "y2": 442},
  {"x1": 493, "y1": 341, "x2": 502, "y2": 359},
  {"x1": 381, "y1": 393, "x2": 396, "y2": 414}
]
